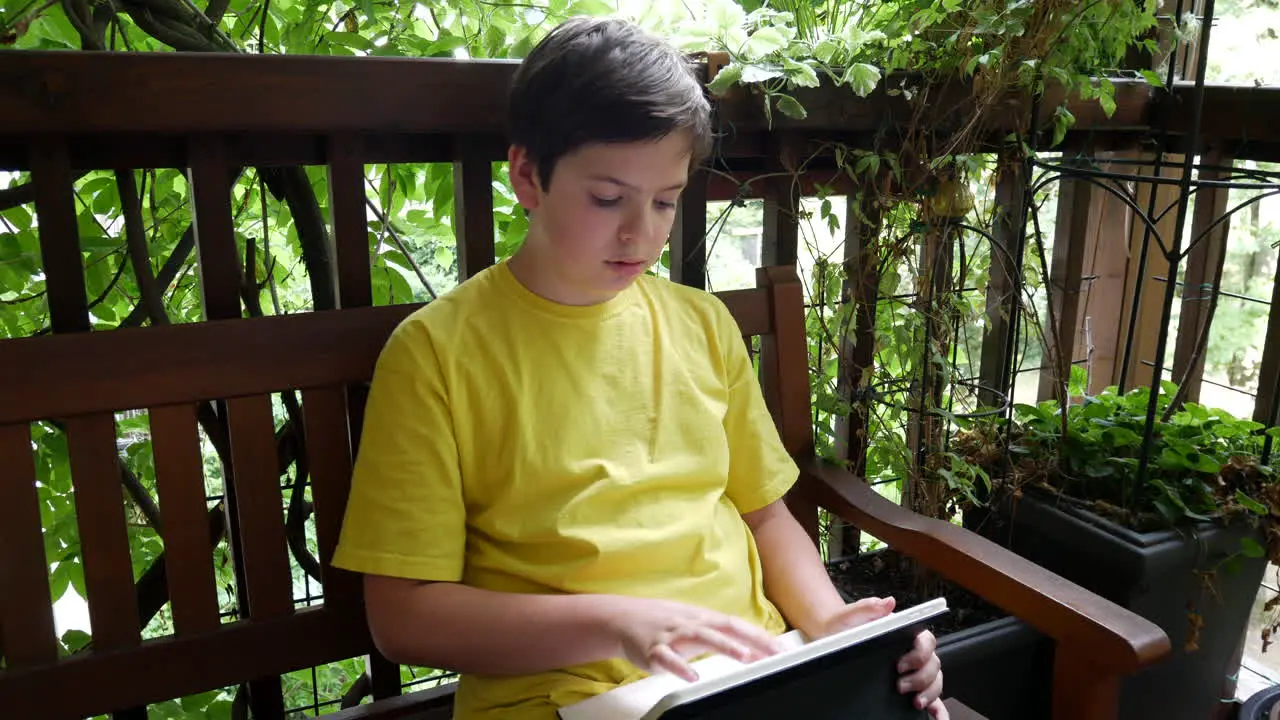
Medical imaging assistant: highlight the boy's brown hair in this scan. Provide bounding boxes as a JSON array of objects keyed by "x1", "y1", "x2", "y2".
[{"x1": 507, "y1": 16, "x2": 712, "y2": 189}]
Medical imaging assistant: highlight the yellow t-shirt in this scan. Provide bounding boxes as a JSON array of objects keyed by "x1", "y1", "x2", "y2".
[{"x1": 332, "y1": 259, "x2": 799, "y2": 718}]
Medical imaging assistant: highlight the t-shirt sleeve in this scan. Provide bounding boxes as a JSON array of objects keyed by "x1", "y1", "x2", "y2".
[
  {"x1": 330, "y1": 316, "x2": 466, "y2": 582},
  {"x1": 714, "y1": 299, "x2": 800, "y2": 515}
]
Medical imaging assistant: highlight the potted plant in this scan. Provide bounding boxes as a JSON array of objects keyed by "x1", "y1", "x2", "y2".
[{"x1": 955, "y1": 381, "x2": 1280, "y2": 720}]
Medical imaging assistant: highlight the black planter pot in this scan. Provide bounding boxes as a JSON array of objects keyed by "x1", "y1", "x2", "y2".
[
  {"x1": 935, "y1": 615, "x2": 1053, "y2": 720},
  {"x1": 1241, "y1": 685, "x2": 1280, "y2": 719},
  {"x1": 979, "y1": 491, "x2": 1268, "y2": 720}
]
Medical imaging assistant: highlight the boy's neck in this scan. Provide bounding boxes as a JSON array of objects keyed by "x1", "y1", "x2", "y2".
[{"x1": 507, "y1": 244, "x2": 623, "y2": 308}]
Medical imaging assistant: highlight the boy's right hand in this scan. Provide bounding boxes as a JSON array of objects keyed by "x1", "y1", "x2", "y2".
[{"x1": 604, "y1": 597, "x2": 786, "y2": 682}]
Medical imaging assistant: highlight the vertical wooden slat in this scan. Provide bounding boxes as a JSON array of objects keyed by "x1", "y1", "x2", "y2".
[
  {"x1": 1116, "y1": 155, "x2": 1181, "y2": 391},
  {"x1": 300, "y1": 387, "x2": 359, "y2": 608},
  {"x1": 454, "y1": 136, "x2": 495, "y2": 281},
  {"x1": 187, "y1": 136, "x2": 242, "y2": 321},
  {"x1": 1170, "y1": 152, "x2": 1232, "y2": 405},
  {"x1": 327, "y1": 134, "x2": 373, "y2": 309},
  {"x1": 1038, "y1": 161, "x2": 1093, "y2": 402},
  {"x1": 1076, "y1": 152, "x2": 1139, "y2": 396},
  {"x1": 225, "y1": 394, "x2": 289, "y2": 719},
  {"x1": 150, "y1": 403, "x2": 220, "y2": 635},
  {"x1": 834, "y1": 192, "x2": 882, "y2": 473},
  {"x1": 670, "y1": 168, "x2": 708, "y2": 289},
  {"x1": 30, "y1": 138, "x2": 90, "y2": 334},
  {"x1": 65, "y1": 414, "x2": 141, "y2": 652},
  {"x1": 759, "y1": 265, "x2": 819, "y2": 546},
  {"x1": 978, "y1": 155, "x2": 1026, "y2": 408},
  {"x1": 828, "y1": 192, "x2": 882, "y2": 559},
  {"x1": 1254, "y1": 257, "x2": 1280, "y2": 427},
  {"x1": 0, "y1": 423, "x2": 58, "y2": 668},
  {"x1": 762, "y1": 175, "x2": 799, "y2": 267},
  {"x1": 224, "y1": 395, "x2": 292, "y2": 620}
]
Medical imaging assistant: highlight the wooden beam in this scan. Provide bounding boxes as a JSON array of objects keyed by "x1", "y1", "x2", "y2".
[
  {"x1": 1170, "y1": 151, "x2": 1232, "y2": 404},
  {"x1": 670, "y1": 168, "x2": 708, "y2": 289},
  {"x1": 978, "y1": 155, "x2": 1025, "y2": 408},
  {"x1": 1038, "y1": 158, "x2": 1093, "y2": 402},
  {"x1": 1115, "y1": 156, "x2": 1183, "y2": 391}
]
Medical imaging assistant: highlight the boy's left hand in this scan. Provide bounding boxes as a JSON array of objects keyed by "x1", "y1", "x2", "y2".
[{"x1": 817, "y1": 597, "x2": 948, "y2": 720}]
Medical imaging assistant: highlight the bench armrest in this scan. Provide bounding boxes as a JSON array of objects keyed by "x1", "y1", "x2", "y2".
[{"x1": 798, "y1": 456, "x2": 1170, "y2": 676}]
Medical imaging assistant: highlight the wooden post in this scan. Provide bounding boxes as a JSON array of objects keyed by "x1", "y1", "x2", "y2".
[
  {"x1": 1037, "y1": 158, "x2": 1092, "y2": 403},
  {"x1": 1170, "y1": 150, "x2": 1232, "y2": 405},
  {"x1": 978, "y1": 154, "x2": 1025, "y2": 408},
  {"x1": 670, "y1": 168, "x2": 708, "y2": 289},
  {"x1": 829, "y1": 190, "x2": 882, "y2": 559}
]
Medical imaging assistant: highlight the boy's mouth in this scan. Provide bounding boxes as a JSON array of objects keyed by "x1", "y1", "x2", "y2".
[{"x1": 606, "y1": 258, "x2": 650, "y2": 276}]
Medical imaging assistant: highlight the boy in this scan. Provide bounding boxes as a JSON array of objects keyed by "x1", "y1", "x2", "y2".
[{"x1": 331, "y1": 16, "x2": 946, "y2": 720}]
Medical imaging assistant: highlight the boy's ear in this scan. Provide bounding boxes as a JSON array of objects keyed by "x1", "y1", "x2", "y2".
[{"x1": 507, "y1": 145, "x2": 543, "y2": 211}]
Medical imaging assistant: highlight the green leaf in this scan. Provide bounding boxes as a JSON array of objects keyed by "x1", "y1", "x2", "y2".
[
  {"x1": 49, "y1": 561, "x2": 70, "y2": 602},
  {"x1": 425, "y1": 33, "x2": 468, "y2": 57},
  {"x1": 707, "y1": 0, "x2": 747, "y2": 35},
  {"x1": 854, "y1": 153, "x2": 881, "y2": 177},
  {"x1": 843, "y1": 63, "x2": 881, "y2": 97},
  {"x1": 1236, "y1": 490, "x2": 1269, "y2": 515},
  {"x1": 782, "y1": 58, "x2": 819, "y2": 88},
  {"x1": 60, "y1": 628, "x2": 92, "y2": 654},
  {"x1": 775, "y1": 94, "x2": 807, "y2": 120},
  {"x1": 813, "y1": 38, "x2": 842, "y2": 64},
  {"x1": 743, "y1": 26, "x2": 788, "y2": 58},
  {"x1": 1241, "y1": 536, "x2": 1266, "y2": 559},
  {"x1": 1140, "y1": 69, "x2": 1165, "y2": 88},
  {"x1": 181, "y1": 690, "x2": 223, "y2": 712},
  {"x1": 707, "y1": 62, "x2": 744, "y2": 95},
  {"x1": 3, "y1": 205, "x2": 32, "y2": 231},
  {"x1": 841, "y1": 26, "x2": 885, "y2": 50},
  {"x1": 1098, "y1": 79, "x2": 1117, "y2": 118},
  {"x1": 434, "y1": 245, "x2": 454, "y2": 269},
  {"x1": 740, "y1": 63, "x2": 784, "y2": 83}
]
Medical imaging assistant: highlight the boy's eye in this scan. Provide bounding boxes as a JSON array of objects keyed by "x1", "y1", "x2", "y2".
[{"x1": 591, "y1": 195, "x2": 622, "y2": 207}]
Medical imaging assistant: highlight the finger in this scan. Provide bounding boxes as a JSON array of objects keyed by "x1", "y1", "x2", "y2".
[
  {"x1": 665, "y1": 626, "x2": 750, "y2": 665},
  {"x1": 898, "y1": 630, "x2": 937, "y2": 672},
  {"x1": 715, "y1": 616, "x2": 788, "y2": 657},
  {"x1": 649, "y1": 643, "x2": 700, "y2": 683},
  {"x1": 897, "y1": 653, "x2": 941, "y2": 695},
  {"x1": 826, "y1": 597, "x2": 896, "y2": 633},
  {"x1": 928, "y1": 697, "x2": 950, "y2": 720},
  {"x1": 912, "y1": 669, "x2": 944, "y2": 711}
]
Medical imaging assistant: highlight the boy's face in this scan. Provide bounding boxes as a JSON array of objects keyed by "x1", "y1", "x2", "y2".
[{"x1": 507, "y1": 131, "x2": 692, "y2": 306}]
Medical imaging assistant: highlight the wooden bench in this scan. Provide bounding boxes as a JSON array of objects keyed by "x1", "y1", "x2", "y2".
[{"x1": 0, "y1": 50, "x2": 1170, "y2": 720}]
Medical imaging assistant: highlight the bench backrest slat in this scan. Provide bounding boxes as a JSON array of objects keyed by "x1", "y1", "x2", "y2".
[
  {"x1": 66, "y1": 414, "x2": 143, "y2": 652},
  {"x1": 454, "y1": 137, "x2": 497, "y2": 280},
  {"x1": 301, "y1": 386, "x2": 364, "y2": 609},
  {"x1": 329, "y1": 134, "x2": 376, "y2": 309},
  {"x1": 225, "y1": 395, "x2": 295, "y2": 620},
  {"x1": 0, "y1": 305, "x2": 418, "y2": 424},
  {"x1": 150, "y1": 403, "x2": 223, "y2": 635},
  {"x1": 0, "y1": 424, "x2": 58, "y2": 668},
  {"x1": 188, "y1": 136, "x2": 243, "y2": 321},
  {"x1": 30, "y1": 138, "x2": 91, "y2": 334}
]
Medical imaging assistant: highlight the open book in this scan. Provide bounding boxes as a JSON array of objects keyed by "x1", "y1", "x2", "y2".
[{"x1": 558, "y1": 597, "x2": 948, "y2": 720}]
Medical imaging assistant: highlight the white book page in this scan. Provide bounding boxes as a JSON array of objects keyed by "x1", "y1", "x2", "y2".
[{"x1": 557, "y1": 631, "x2": 807, "y2": 720}]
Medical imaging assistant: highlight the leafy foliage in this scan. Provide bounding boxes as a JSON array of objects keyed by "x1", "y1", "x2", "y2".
[{"x1": 955, "y1": 383, "x2": 1280, "y2": 548}]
